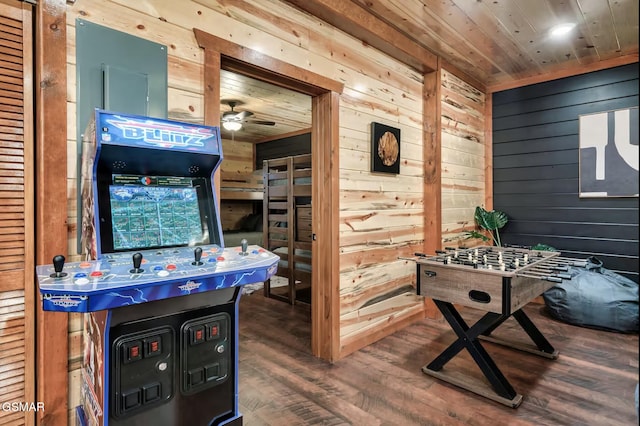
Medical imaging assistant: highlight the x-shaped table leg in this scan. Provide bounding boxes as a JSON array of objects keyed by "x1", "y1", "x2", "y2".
[
  {"x1": 422, "y1": 299, "x2": 558, "y2": 407},
  {"x1": 424, "y1": 300, "x2": 518, "y2": 401}
]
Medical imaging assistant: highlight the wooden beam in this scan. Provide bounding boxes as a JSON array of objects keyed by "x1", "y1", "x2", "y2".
[
  {"x1": 311, "y1": 91, "x2": 340, "y2": 361},
  {"x1": 423, "y1": 63, "x2": 441, "y2": 256},
  {"x1": 201, "y1": 48, "x2": 221, "y2": 127},
  {"x1": 484, "y1": 93, "x2": 493, "y2": 211},
  {"x1": 283, "y1": 0, "x2": 437, "y2": 74},
  {"x1": 35, "y1": 1, "x2": 69, "y2": 425},
  {"x1": 423, "y1": 62, "x2": 442, "y2": 320},
  {"x1": 194, "y1": 29, "x2": 344, "y2": 95},
  {"x1": 487, "y1": 54, "x2": 639, "y2": 93},
  {"x1": 200, "y1": 47, "x2": 223, "y2": 208}
]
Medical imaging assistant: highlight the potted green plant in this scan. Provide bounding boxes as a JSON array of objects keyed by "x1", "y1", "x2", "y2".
[
  {"x1": 464, "y1": 206, "x2": 558, "y2": 251},
  {"x1": 465, "y1": 206, "x2": 508, "y2": 247}
]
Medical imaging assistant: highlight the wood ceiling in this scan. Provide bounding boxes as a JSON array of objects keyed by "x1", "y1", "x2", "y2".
[
  {"x1": 219, "y1": 69, "x2": 311, "y2": 142},
  {"x1": 289, "y1": 0, "x2": 639, "y2": 91},
  {"x1": 220, "y1": 0, "x2": 639, "y2": 142}
]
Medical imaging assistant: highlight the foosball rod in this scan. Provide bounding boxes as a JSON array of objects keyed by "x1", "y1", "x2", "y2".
[
  {"x1": 516, "y1": 271, "x2": 565, "y2": 283},
  {"x1": 436, "y1": 248, "x2": 561, "y2": 267},
  {"x1": 472, "y1": 252, "x2": 583, "y2": 268},
  {"x1": 431, "y1": 253, "x2": 527, "y2": 269},
  {"x1": 546, "y1": 257, "x2": 588, "y2": 268},
  {"x1": 533, "y1": 259, "x2": 587, "y2": 271},
  {"x1": 524, "y1": 266, "x2": 572, "y2": 280},
  {"x1": 436, "y1": 251, "x2": 518, "y2": 264}
]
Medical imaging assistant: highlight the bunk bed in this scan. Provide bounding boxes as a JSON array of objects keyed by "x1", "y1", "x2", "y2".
[
  {"x1": 262, "y1": 154, "x2": 312, "y2": 304},
  {"x1": 219, "y1": 169, "x2": 264, "y2": 201},
  {"x1": 220, "y1": 170, "x2": 264, "y2": 247}
]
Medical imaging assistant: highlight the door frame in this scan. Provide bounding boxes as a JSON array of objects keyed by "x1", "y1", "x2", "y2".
[{"x1": 194, "y1": 29, "x2": 344, "y2": 361}]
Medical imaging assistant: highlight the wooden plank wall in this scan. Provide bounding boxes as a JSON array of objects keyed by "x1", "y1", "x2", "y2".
[
  {"x1": 219, "y1": 138, "x2": 256, "y2": 230},
  {"x1": 440, "y1": 70, "x2": 486, "y2": 245},
  {"x1": 255, "y1": 132, "x2": 311, "y2": 167},
  {"x1": 60, "y1": 2, "x2": 487, "y2": 410},
  {"x1": 493, "y1": 63, "x2": 639, "y2": 282},
  {"x1": 337, "y1": 72, "x2": 425, "y2": 350}
]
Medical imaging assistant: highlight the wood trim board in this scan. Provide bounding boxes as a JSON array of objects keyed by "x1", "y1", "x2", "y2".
[{"x1": 35, "y1": 1, "x2": 69, "y2": 424}]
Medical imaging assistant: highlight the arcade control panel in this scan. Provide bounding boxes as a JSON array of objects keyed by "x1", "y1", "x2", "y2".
[{"x1": 36, "y1": 242, "x2": 279, "y2": 312}]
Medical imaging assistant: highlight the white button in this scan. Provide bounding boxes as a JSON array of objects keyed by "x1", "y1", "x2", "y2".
[
  {"x1": 157, "y1": 270, "x2": 169, "y2": 277},
  {"x1": 75, "y1": 278, "x2": 89, "y2": 285}
]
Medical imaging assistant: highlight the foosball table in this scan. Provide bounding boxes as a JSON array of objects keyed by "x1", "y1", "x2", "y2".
[{"x1": 407, "y1": 246, "x2": 586, "y2": 407}]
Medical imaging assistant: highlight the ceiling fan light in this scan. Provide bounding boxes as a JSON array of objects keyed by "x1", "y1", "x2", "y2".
[{"x1": 223, "y1": 121, "x2": 242, "y2": 132}]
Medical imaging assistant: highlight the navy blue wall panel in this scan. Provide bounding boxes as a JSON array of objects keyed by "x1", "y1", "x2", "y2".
[
  {"x1": 255, "y1": 133, "x2": 311, "y2": 168},
  {"x1": 492, "y1": 63, "x2": 639, "y2": 282}
]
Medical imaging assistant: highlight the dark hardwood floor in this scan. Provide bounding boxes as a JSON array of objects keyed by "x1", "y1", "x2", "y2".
[{"x1": 237, "y1": 293, "x2": 639, "y2": 426}]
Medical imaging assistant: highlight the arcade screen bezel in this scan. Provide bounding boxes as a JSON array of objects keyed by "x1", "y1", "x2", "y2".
[{"x1": 96, "y1": 173, "x2": 218, "y2": 254}]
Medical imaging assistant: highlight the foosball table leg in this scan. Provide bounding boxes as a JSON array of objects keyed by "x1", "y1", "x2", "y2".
[
  {"x1": 479, "y1": 309, "x2": 559, "y2": 360},
  {"x1": 422, "y1": 300, "x2": 523, "y2": 408}
]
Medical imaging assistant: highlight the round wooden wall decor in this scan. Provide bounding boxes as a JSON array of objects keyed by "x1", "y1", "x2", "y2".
[
  {"x1": 378, "y1": 131, "x2": 399, "y2": 166},
  {"x1": 371, "y1": 122, "x2": 401, "y2": 174}
]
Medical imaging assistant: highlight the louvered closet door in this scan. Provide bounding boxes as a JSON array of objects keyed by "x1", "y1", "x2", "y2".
[{"x1": 0, "y1": 0, "x2": 35, "y2": 425}]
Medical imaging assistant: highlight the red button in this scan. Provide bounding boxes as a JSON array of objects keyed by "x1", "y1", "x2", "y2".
[
  {"x1": 79, "y1": 262, "x2": 91, "y2": 268},
  {"x1": 130, "y1": 345, "x2": 139, "y2": 358},
  {"x1": 166, "y1": 264, "x2": 177, "y2": 271},
  {"x1": 90, "y1": 271, "x2": 103, "y2": 277},
  {"x1": 217, "y1": 256, "x2": 225, "y2": 261}
]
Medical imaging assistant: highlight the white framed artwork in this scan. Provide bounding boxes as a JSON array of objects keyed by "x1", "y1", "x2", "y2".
[{"x1": 579, "y1": 106, "x2": 638, "y2": 197}]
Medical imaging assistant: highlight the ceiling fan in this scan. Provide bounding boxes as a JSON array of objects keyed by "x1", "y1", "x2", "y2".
[{"x1": 221, "y1": 100, "x2": 276, "y2": 132}]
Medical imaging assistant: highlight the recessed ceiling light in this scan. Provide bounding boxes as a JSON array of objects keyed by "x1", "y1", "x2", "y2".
[{"x1": 549, "y1": 23, "x2": 576, "y2": 38}]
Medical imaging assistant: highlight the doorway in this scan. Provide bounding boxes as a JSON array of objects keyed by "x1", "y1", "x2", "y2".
[
  {"x1": 194, "y1": 29, "x2": 343, "y2": 361},
  {"x1": 217, "y1": 70, "x2": 313, "y2": 305}
]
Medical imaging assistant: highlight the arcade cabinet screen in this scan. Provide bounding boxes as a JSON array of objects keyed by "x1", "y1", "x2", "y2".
[{"x1": 109, "y1": 175, "x2": 208, "y2": 251}]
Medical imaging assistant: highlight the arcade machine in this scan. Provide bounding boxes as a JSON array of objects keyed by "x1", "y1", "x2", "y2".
[{"x1": 36, "y1": 110, "x2": 279, "y2": 426}]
